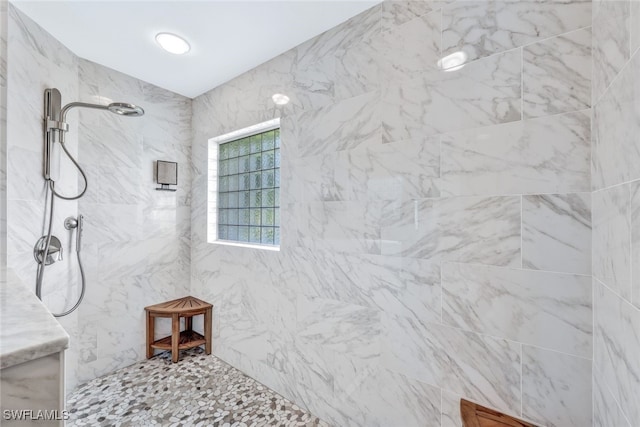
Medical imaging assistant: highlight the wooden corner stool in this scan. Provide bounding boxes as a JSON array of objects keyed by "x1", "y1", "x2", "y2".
[
  {"x1": 145, "y1": 296, "x2": 213, "y2": 363},
  {"x1": 461, "y1": 399, "x2": 537, "y2": 427}
]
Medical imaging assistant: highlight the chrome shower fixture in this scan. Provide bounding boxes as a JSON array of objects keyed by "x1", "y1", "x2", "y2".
[
  {"x1": 36, "y1": 88, "x2": 144, "y2": 317},
  {"x1": 44, "y1": 88, "x2": 145, "y2": 181}
]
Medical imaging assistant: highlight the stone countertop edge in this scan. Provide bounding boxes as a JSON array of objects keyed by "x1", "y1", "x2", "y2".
[{"x1": 0, "y1": 268, "x2": 70, "y2": 369}]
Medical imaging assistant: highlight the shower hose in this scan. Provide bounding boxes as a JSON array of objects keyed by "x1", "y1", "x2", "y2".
[{"x1": 35, "y1": 141, "x2": 88, "y2": 317}]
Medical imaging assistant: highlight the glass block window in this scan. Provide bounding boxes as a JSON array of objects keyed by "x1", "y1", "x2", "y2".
[{"x1": 217, "y1": 128, "x2": 280, "y2": 246}]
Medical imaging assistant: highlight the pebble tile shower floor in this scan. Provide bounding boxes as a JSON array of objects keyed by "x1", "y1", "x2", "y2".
[{"x1": 67, "y1": 348, "x2": 328, "y2": 427}]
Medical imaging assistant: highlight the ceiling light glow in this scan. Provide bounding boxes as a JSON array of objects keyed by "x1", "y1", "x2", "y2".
[
  {"x1": 155, "y1": 32, "x2": 190, "y2": 55},
  {"x1": 437, "y1": 51, "x2": 468, "y2": 72},
  {"x1": 272, "y1": 93, "x2": 290, "y2": 105}
]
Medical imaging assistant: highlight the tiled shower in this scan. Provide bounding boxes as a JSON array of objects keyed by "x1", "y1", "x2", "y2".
[{"x1": 1, "y1": 1, "x2": 639, "y2": 426}]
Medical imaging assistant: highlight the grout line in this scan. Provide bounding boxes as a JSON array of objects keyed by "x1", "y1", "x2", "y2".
[
  {"x1": 438, "y1": 315, "x2": 592, "y2": 361},
  {"x1": 440, "y1": 258, "x2": 443, "y2": 324},
  {"x1": 593, "y1": 40, "x2": 639, "y2": 106},
  {"x1": 629, "y1": 183, "x2": 634, "y2": 306},
  {"x1": 440, "y1": 387, "x2": 443, "y2": 427},
  {"x1": 599, "y1": 368, "x2": 635, "y2": 427},
  {"x1": 446, "y1": 25, "x2": 593, "y2": 70},
  {"x1": 520, "y1": 195, "x2": 523, "y2": 269},
  {"x1": 521, "y1": 46, "x2": 524, "y2": 120},
  {"x1": 591, "y1": 178, "x2": 640, "y2": 195},
  {"x1": 520, "y1": 342, "x2": 523, "y2": 417},
  {"x1": 523, "y1": 342, "x2": 593, "y2": 362},
  {"x1": 593, "y1": 276, "x2": 640, "y2": 313},
  {"x1": 442, "y1": 259, "x2": 592, "y2": 278}
]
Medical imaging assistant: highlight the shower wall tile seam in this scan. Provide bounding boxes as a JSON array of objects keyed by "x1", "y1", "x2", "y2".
[
  {"x1": 591, "y1": 177, "x2": 640, "y2": 195},
  {"x1": 592, "y1": 6, "x2": 634, "y2": 107},
  {"x1": 439, "y1": 259, "x2": 593, "y2": 278},
  {"x1": 598, "y1": 365, "x2": 635, "y2": 427},
  {"x1": 593, "y1": 275, "x2": 640, "y2": 314},
  {"x1": 415, "y1": 318, "x2": 594, "y2": 363},
  {"x1": 435, "y1": 25, "x2": 593, "y2": 76}
]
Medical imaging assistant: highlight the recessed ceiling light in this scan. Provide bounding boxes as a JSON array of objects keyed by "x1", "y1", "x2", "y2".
[
  {"x1": 272, "y1": 93, "x2": 290, "y2": 105},
  {"x1": 437, "y1": 51, "x2": 468, "y2": 72},
  {"x1": 155, "y1": 32, "x2": 190, "y2": 55}
]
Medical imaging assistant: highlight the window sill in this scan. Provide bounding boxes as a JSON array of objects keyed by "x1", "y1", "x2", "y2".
[{"x1": 209, "y1": 239, "x2": 280, "y2": 252}]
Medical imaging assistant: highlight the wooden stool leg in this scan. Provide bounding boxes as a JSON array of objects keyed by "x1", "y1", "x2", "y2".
[
  {"x1": 171, "y1": 313, "x2": 180, "y2": 363},
  {"x1": 204, "y1": 307, "x2": 212, "y2": 355},
  {"x1": 185, "y1": 316, "x2": 192, "y2": 331},
  {"x1": 146, "y1": 311, "x2": 154, "y2": 359}
]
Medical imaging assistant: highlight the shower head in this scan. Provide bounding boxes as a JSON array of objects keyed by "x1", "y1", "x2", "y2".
[
  {"x1": 108, "y1": 102, "x2": 145, "y2": 117},
  {"x1": 53, "y1": 99, "x2": 146, "y2": 146},
  {"x1": 59, "y1": 101, "x2": 145, "y2": 121}
]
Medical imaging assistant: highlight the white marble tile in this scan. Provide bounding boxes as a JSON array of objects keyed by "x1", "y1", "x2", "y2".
[
  {"x1": 334, "y1": 31, "x2": 379, "y2": 102},
  {"x1": 95, "y1": 237, "x2": 177, "y2": 286},
  {"x1": 593, "y1": 279, "x2": 640, "y2": 427},
  {"x1": 294, "y1": 201, "x2": 383, "y2": 255},
  {"x1": 522, "y1": 346, "x2": 592, "y2": 427},
  {"x1": 523, "y1": 27, "x2": 591, "y2": 118},
  {"x1": 442, "y1": 262, "x2": 592, "y2": 358},
  {"x1": 522, "y1": 193, "x2": 591, "y2": 275},
  {"x1": 355, "y1": 254, "x2": 441, "y2": 324},
  {"x1": 592, "y1": 51, "x2": 640, "y2": 190},
  {"x1": 632, "y1": 181, "x2": 640, "y2": 309},
  {"x1": 343, "y1": 366, "x2": 442, "y2": 427},
  {"x1": 6, "y1": 146, "x2": 47, "y2": 202},
  {"x1": 77, "y1": 117, "x2": 143, "y2": 169},
  {"x1": 274, "y1": 52, "x2": 333, "y2": 117},
  {"x1": 8, "y1": 3, "x2": 76, "y2": 70},
  {"x1": 288, "y1": 152, "x2": 346, "y2": 203},
  {"x1": 288, "y1": 341, "x2": 335, "y2": 409},
  {"x1": 345, "y1": 136, "x2": 440, "y2": 201},
  {"x1": 293, "y1": 90, "x2": 380, "y2": 158},
  {"x1": 441, "y1": 110, "x2": 591, "y2": 196},
  {"x1": 381, "y1": 0, "x2": 442, "y2": 34},
  {"x1": 382, "y1": 49, "x2": 521, "y2": 143},
  {"x1": 593, "y1": 371, "x2": 632, "y2": 427},
  {"x1": 6, "y1": 199, "x2": 44, "y2": 254},
  {"x1": 288, "y1": 248, "x2": 441, "y2": 324},
  {"x1": 592, "y1": 184, "x2": 632, "y2": 301},
  {"x1": 632, "y1": 0, "x2": 640, "y2": 56},
  {"x1": 294, "y1": 4, "x2": 381, "y2": 68},
  {"x1": 378, "y1": 9, "x2": 440, "y2": 83},
  {"x1": 383, "y1": 315, "x2": 521, "y2": 413},
  {"x1": 440, "y1": 390, "x2": 463, "y2": 427},
  {"x1": 296, "y1": 296, "x2": 381, "y2": 360},
  {"x1": 97, "y1": 164, "x2": 140, "y2": 204},
  {"x1": 593, "y1": 0, "x2": 630, "y2": 103},
  {"x1": 381, "y1": 195, "x2": 521, "y2": 267},
  {"x1": 443, "y1": 0, "x2": 591, "y2": 63},
  {"x1": 78, "y1": 58, "x2": 145, "y2": 109},
  {"x1": 76, "y1": 347, "x2": 139, "y2": 385},
  {"x1": 80, "y1": 202, "x2": 142, "y2": 244}
]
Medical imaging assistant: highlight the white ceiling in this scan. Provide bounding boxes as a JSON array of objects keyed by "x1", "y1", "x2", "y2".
[{"x1": 12, "y1": 0, "x2": 380, "y2": 98}]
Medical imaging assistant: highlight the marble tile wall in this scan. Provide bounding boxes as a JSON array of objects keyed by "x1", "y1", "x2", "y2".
[
  {"x1": 73, "y1": 59, "x2": 192, "y2": 390},
  {"x1": 591, "y1": 1, "x2": 640, "y2": 425},
  {"x1": 5, "y1": 5, "x2": 192, "y2": 392},
  {"x1": 6, "y1": 4, "x2": 81, "y2": 394},
  {"x1": 1, "y1": 0, "x2": 7, "y2": 274},
  {"x1": 191, "y1": 1, "x2": 594, "y2": 426}
]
